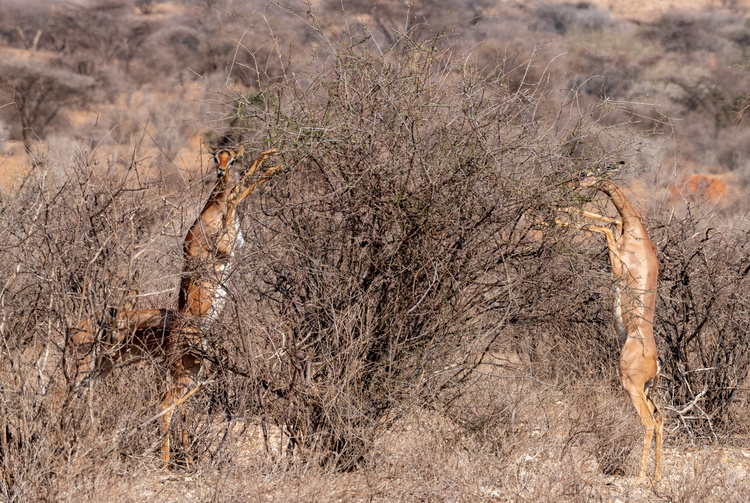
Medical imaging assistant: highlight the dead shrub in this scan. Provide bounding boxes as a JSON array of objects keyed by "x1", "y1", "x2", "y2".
[
  {"x1": 0, "y1": 148, "x2": 182, "y2": 500},
  {"x1": 6, "y1": 5, "x2": 750, "y2": 499},
  {"x1": 214, "y1": 26, "x2": 647, "y2": 470},
  {"x1": 561, "y1": 391, "x2": 639, "y2": 476},
  {"x1": 652, "y1": 211, "x2": 750, "y2": 440}
]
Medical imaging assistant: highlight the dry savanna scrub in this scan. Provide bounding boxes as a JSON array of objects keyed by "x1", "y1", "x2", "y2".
[{"x1": 1, "y1": 1, "x2": 750, "y2": 501}]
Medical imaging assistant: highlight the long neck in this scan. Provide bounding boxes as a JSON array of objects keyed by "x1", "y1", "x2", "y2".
[
  {"x1": 598, "y1": 180, "x2": 641, "y2": 222},
  {"x1": 204, "y1": 173, "x2": 230, "y2": 210}
]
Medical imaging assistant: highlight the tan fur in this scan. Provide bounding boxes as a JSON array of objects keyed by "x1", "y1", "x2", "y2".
[
  {"x1": 71, "y1": 309, "x2": 177, "y2": 378},
  {"x1": 69, "y1": 146, "x2": 284, "y2": 466},
  {"x1": 571, "y1": 179, "x2": 663, "y2": 482},
  {"x1": 161, "y1": 147, "x2": 283, "y2": 464}
]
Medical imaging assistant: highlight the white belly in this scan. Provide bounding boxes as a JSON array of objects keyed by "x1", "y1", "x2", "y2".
[
  {"x1": 202, "y1": 264, "x2": 229, "y2": 331},
  {"x1": 613, "y1": 287, "x2": 627, "y2": 345},
  {"x1": 233, "y1": 214, "x2": 245, "y2": 252},
  {"x1": 202, "y1": 215, "x2": 243, "y2": 331}
]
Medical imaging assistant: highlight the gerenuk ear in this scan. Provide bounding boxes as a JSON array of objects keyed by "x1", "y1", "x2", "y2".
[
  {"x1": 234, "y1": 145, "x2": 244, "y2": 157},
  {"x1": 207, "y1": 145, "x2": 219, "y2": 155}
]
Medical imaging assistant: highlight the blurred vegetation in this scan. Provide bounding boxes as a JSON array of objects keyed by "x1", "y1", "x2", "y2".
[{"x1": 0, "y1": 0, "x2": 747, "y2": 200}]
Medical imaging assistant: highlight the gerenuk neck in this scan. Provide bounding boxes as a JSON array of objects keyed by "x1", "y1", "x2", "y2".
[{"x1": 597, "y1": 180, "x2": 642, "y2": 224}]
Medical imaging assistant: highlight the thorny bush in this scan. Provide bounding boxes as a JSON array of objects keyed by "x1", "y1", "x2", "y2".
[
  {"x1": 2, "y1": 31, "x2": 750, "y2": 501},
  {"x1": 229, "y1": 32, "x2": 647, "y2": 468},
  {"x1": 653, "y1": 210, "x2": 750, "y2": 440}
]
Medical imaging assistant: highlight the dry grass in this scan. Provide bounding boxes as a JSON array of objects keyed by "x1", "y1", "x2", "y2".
[
  {"x1": 46, "y1": 368, "x2": 750, "y2": 502},
  {"x1": 2, "y1": 1, "x2": 750, "y2": 502}
]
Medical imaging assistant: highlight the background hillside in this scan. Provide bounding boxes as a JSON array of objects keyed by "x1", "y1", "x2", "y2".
[
  {"x1": 2, "y1": 1, "x2": 750, "y2": 501},
  {"x1": 2, "y1": 0, "x2": 750, "y2": 217}
]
